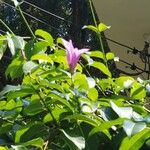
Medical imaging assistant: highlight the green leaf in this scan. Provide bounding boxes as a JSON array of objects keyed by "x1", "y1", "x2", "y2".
[
  {"x1": 31, "y1": 53, "x2": 53, "y2": 64},
  {"x1": 110, "y1": 101, "x2": 133, "y2": 119},
  {"x1": 82, "y1": 25, "x2": 98, "y2": 33},
  {"x1": 87, "y1": 88, "x2": 98, "y2": 101},
  {"x1": 5, "y1": 99, "x2": 16, "y2": 110},
  {"x1": 115, "y1": 76, "x2": 134, "y2": 92},
  {"x1": 23, "y1": 61, "x2": 38, "y2": 74},
  {"x1": 43, "y1": 106, "x2": 66, "y2": 123},
  {"x1": 119, "y1": 128, "x2": 150, "y2": 150},
  {"x1": 106, "y1": 52, "x2": 115, "y2": 60},
  {"x1": 5, "y1": 57, "x2": 24, "y2": 79},
  {"x1": 61, "y1": 130, "x2": 85, "y2": 150},
  {"x1": 98, "y1": 23, "x2": 111, "y2": 32},
  {"x1": 0, "y1": 85, "x2": 21, "y2": 96},
  {"x1": 15, "y1": 123, "x2": 49, "y2": 143},
  {"x1": 90, "y1": 61, "x2": 112, "y2": 77},
  {"x1": 88, "y1": 51, "x2": 104, "y2": 59},
  {"x1": 7, "y1": 34, "x2": 25, "y2": 56},
  {"x1": 0, "y1": 123, "x2": 12, "y2": 135},
  {"x1": 11, "y1": 145, "x2": 28, "y2": 150},
  {"x1": 33, "y1": 41, "x2": 49, "y2": 54},
  {"x1": 98, "y1": 78, "x2": 114, "y2": 91},
  {"x1": 7, "y1": 85, "x2": 35, "y2": 100},
  {"x1": 89, "y1": 118, "x2": 124, "y2": 137},
  {"x1": 24, "y1": 100, "x2": 44, "y2": 116},
  {"x1": 35, "y1": 29, "x2": 54, "y2": 48},
  {"x1": 86, "y1": 77, "x2": 96, "y2": 88},
  {"x1": 11, "y1": 0, "x2": 19, "y2": 7},
  {"x1": 73, "y1": 73, "x2": 89, "y2": 90},
  {"x1": 23, "y1": 138, "x2": 44, "y2": 150},
  {"x1": 64, "y1": 114, "x2": 98, "y2": 127},
  {"x1": 130, "y1": 82, "x2": 146, "y2": 99},
  {"x1": 0, "y1": 146, "x2": 7, "y2": 150},
  {"x1": 12, "y1": 36, "x2": 25, "y2": 50},
  {"x1": 48, "y1": 93, "x2": 74, "y2": 112},
  {"x1": 123, "y1": 120, "x2": 146, "y2": 137},
  {"x1": 7, "y1": 33, "x2": 15, "y2": 56},
  {"x1": 0, "y1": 36, "x2": 7, "y2": 60}
]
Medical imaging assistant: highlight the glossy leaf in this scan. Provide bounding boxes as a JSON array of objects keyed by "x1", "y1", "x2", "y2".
[
  {"x1": 88, "y1": 88, "x2": 98, "y2": 101},
  {"x1": 64, "y1": 114, "x2": 98, "y2": 127},
  {"x1": 90, "y1": 61, "x2": 112, "y2": 77},
  {"x1": 123, "y1": 120, "x2": 146, "y2": 137},
  {"x1": 35, "y1": 29, "x2": 54, "y2": 48},
  {"x1": 0, "y1": 85, "x2": 21, "y2": 96},
  {"x1": 119, "y1": 128, "x2": 150, "y2": 150},
  {"x1": 23, "y1": 61, "x2": 38, "y2": 74},
  {"x1": 98, "y1": 23, "x2": 111, "y2": 32},
  {"x1": 82, "y1": 25, "x2": 98, "y2": 33},
  {"x1": 31, "y1": 53, "x2": 53, "y2": 64},
  {"x1": 110, "y1": 101, "x2": 133, "y2": 119},
  {"x1": 88, "y1": 51, "x2": 104, "y2": 59},
  {"x1": 5, "y1": 57, "x2": 24, "y2": 79},
  {"x1": 23, "y1": 138, "x2": 44, "y2": 150},
  {"x1": 61, "y1": 130, "x2": 85, "y2": 150},
  {"x1": 130, "y1": 82, "x2": 146, "y2": 100},
  {"x1": 106, "y1": 52, "x2": 115, "y2": 60},
  {"x1": 89, "y1": 118, "x2": 124, "y2": 137},
  {"x1": 0, "y1": 36, "x2": 7, "y2": 60}
]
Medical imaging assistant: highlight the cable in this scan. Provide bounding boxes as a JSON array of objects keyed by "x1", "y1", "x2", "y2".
[
  {"x1": 119, "y1": 59, "x2": 147, "y2": 73},
  {"x1": 0, "y1": 29, "x2": 6, "y2": 34},
  {"x1": 23, "y1": 1, "x2": 72, "y2": 24},
  {"x1": 1, "y1": 1, "x2": 63, "y2": 33}
]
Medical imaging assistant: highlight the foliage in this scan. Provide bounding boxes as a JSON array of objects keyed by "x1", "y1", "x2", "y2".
[{"x1": 0, "y1": 19, "x2": 150, "y2": 150}]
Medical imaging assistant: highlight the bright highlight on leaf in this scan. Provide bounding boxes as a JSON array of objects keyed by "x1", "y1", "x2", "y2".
[{"x1": 98, "y1": 23, "x2": 111, "y2": 32}]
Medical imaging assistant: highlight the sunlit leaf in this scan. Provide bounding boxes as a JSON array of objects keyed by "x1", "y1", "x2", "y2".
[
  {"x1": 119, "y1": 128, "x2": 150, "y2": 150},
  {"x1": 23, "y1": 138, "x2": 44, "y2": 150},
  {"x1": 90, "y1": 61, "x2": 112, "y2": 77},
  {"x1": 61, "y1": 130, "x2": 85, "y2": 150},
  {"x1": 106, "y1": 52, "x2": 115, "y2": 60},
  {"x1": 123, "y1": 120, "x2": 146, "y2": 137},
  {"x1": 23, "y1": 61, "x2": 38, "y2": 74},
  {"x1": 64, "y1": 114, "x2": 98, "y2": 127},
  {"x1": 0, "y1": 36, "x2": 7, "y2": 60},
  {"x1": 88, "y1": 51, "x2": 104, "y2": 59},
  {"x1": 0, "y1": 85, "x2": 21, "y2": 96},
  {"x1": 98, "y1": 23, "x2": 111, "y2": 32},
  {"x1": 5, "y1": 57, "x2": 24, "y2": 79},
  {"x1": 110, "y1": 101, "x2": 133, "y2": 119},
  {"x1": 88, "y1": 88, "x2": 98, "y2": 101},
  {"x1": 89, "y1": 118, "x2": 124, "y2": 137},
  {"x1": 31, "y1": 53, "x2": 53, "y2": 64},
  {"x1": 82, "y1": 25, "x2": 98, "y2": 33},
  {"x1": 130, "y1": 82, "x2": 146, "y2": 99},
  {"x1": 35, "y1": 29, "x2": 54, "y2": 48}
]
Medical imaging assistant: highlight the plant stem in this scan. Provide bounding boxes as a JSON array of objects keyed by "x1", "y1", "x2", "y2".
[
  {"x1": 0, "y1": 19, "x2": 14, "y2": 35},
  {"x1": 17, "y1": 6, "x2": 36, "y2": 38},
  {"x1": 78, "y1": 123, "x2": 90, "y2": 150},
  {"x1": 29, "y1": 79, "x2": 58, "y2": 126},
  {"x1": 38, "y1": 89, "x2": 58, "y2": 126},
  {"x1": 89, "y1": 0, "x2": 108, "y2": 67}
]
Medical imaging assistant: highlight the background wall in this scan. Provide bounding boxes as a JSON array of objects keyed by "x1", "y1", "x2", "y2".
[{"x1": 93, "y1": 0, "x2": 150, "y2": 79}]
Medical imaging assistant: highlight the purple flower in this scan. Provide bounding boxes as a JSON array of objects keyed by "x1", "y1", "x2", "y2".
[{"x1": 62, "y1": 39, "x2": 89, "y2": 72}]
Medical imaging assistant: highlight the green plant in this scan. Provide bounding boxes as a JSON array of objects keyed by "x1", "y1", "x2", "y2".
[
  {"x1": 0, "y1": 1, "x2": 150, "y2": 149},
  {"x1": 0, "y1": 22, "x2": 150, "y2": 150}
]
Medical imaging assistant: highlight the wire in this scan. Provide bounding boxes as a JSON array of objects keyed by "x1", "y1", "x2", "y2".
[
  {"x1": 23, "y1": 1, "x2": 72, "y2": 24},
  {"x1": 119, "y1": 59, "x2": 147, "y2": 73},
  {"x1": 0, "y1": 29, "x2": 6, "y2": 34},
  {"x1": 1, "y1": 1, "x2": 63, "y2": 33},
  {"x1": 1, "y1": 0, "x2": 150, "y2": 78}
]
